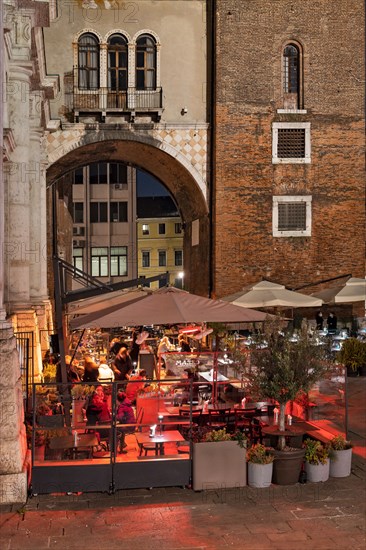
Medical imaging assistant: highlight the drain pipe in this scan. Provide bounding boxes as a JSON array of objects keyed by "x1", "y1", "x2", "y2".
[{"x1": 208, "y1": 0, "x2": 216, "y2": 297}]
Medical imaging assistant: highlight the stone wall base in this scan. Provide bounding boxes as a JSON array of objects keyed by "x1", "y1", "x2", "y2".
[{"x1": 0, "y1": 450, "x2": 31, "y2": 504}]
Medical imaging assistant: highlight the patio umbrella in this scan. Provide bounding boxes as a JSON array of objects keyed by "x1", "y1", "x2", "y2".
[
  {"x1": 69, "y1": 286, "x2": 268, "y2": 329},
  {"x1": 334, "y1": 278, "x2": 366, "y2": 303},
  {"x1": 67, "y1": 287, "x2": 150, "y2": 315},
  {"x1": 223, "y1": 280, "x2": 323, "y2": 308},
  {"x1": 311, "y1": 278, "x2": 366, "y2": 304}
]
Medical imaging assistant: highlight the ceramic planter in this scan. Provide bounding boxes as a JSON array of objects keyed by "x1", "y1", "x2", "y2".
[
  {"x1": 272, "y1": 448, "x2": 305, "y2": 485},
  {"x1": 247, "y1": 462, "x2": 273, "y2": 488},
  {"x1": 330, "y1": 448, "x2": 352, "y2": 477},
  {"x1": 193, "y1": 440, "x2": 246, "y2": 491},
  {"x1": 305, "y1": 459, "x2": 330, "y2": 483}
]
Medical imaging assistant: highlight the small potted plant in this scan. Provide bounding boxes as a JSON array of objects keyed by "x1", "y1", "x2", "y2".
[
  {"x1": 337, "y1": 338, "x2": 366, "y2": 377},
  {"x1": 246, "y1": 443, "x2": 274, "y2": 488},
  {"x1": 303, "y1": 438, "x2": 330, "y2": 482},
  {"x1": 329, "y1": 435, "x2": 352, "y2": 477},
  {"x1": 192, "y1": 428, "x2": 247, "y2": 491}
]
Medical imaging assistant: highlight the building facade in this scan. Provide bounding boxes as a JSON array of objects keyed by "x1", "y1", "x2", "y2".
[
  {"x1": 213, "y1": 0, "x2": 365, "y2": 308},
  {"x1": 137, "y1": 196, "x2": 184, "y2": 289}
]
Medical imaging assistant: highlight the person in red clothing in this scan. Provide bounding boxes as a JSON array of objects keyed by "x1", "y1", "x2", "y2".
[{"x1": 125, "y1": 369, "x2": 147, "y2": 405}]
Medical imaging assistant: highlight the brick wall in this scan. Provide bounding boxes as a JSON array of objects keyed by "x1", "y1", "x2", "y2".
[{"x1": 213, "y1": 0, "x2": 365, "y2": 299}]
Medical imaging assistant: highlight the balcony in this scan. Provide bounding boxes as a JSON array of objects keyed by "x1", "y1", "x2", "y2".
[{"x1": 64, "y1": 71, "x2": 163, "y2": 123}]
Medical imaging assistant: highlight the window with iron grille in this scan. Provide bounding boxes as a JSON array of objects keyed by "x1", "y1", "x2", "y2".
[
  {"x1": 278, "y1": 202, "x2": 306, "y2": 231},
  {"x1": 283, "y1": 45, "x2": 299, "y2": 94},
  {"x1": 273, "y1": 196, "x2": 312, "y2": 237},
  {"x1": 277, "y1": 129, "x2": 305, "y2": 158},
  {"x1": 272, "y1": 122, "x2": 310, "y2": 163}
]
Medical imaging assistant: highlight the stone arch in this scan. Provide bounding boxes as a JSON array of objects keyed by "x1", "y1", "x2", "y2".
[{"x1": 46, "y1": 133, "x2": 210, "y2": 295}]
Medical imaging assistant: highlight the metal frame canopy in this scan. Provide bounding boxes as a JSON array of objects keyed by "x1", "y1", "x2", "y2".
[{"x1": 70, "y1": 286, "x2": 268, "y2": 329}]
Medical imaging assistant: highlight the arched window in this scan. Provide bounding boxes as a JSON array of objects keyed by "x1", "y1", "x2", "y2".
[
  {"x1": 78, "y1": 33, "x2": 99, "y2": 89},
  {"x1": 136, "y1": 35, "x2": 156, "y2": 90},
  {"x1": 108, "y1": 34, "x2": 128, "y2": 92},
  {"x1": 283, "y1": 43, "x2": 302, "y2": 108}
]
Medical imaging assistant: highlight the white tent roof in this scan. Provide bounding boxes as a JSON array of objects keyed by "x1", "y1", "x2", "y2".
[
  {"x1": 334, "y1": 278, "x2": 366, "y2": 303},
  {"x1": 223, "y1": 280, "x2": 323, "y2": 308}
]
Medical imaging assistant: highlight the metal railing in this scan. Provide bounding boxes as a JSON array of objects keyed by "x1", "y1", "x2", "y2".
[{"x1": 64, "y1": 71, "x2": 163, "y2": 113}]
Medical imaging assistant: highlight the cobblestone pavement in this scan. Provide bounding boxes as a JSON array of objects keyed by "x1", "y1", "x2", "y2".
[{"x1": 1, "y1": 379, "x2": 365, "y2": 550}]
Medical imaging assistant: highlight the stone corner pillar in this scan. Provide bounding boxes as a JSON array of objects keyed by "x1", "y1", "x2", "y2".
[{"x1": 0, "y1": 325, "x2": 28, "y2": 504}]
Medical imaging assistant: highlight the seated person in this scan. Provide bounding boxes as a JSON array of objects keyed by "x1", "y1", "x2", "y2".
[
  {"x1": 125, "y1": 369, "x2": 147, "y2": 405},
  {"x1": 97, "y1": 355, "x2": 115, "y2": 383},
  {"x1": 178, "y1": 334, "x2": 191, "y2": 352},
  {"x1": 85, "y1": 390, "x2": 111, "y2": 446},
  {"x1": 116, "y1": 391, "x2": 136, "y2": 453}
]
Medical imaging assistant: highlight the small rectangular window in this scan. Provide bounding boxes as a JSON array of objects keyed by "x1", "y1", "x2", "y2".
[
  {"x1": 175, "y1": 250, "x2": 183, "y2": 266},
  {"x1": 273, "y1": 196, "x2": 312, "y2": 237},
  {"x1": 90, "y1": 202, "x2": 108, "y2": 223},
  {"x1": 158, "y1": 250, "x2": 166, "y2": 267},
  {"x1": 110, "y1": 202, "x2": 128, "y2": 222},
  {"x1": 158, "y1": 223, "x2": 166, "y2": 235},
  {"x1": 142, "y1": 224, "x2": 150, "y2": 235},
  {"x1": 91, "y1": 247, "x2": 108, "y2": 277},
  {"x1": 73, "y1": 168, "x2": 84, "y2": 184},
  {"x1": 142, "y1": 251, "x2": 150, "y2": 267},
  {"x1": 272, "y1": 122, "x2": 311, "y2": 164},
  {"x1": 175, "y1": 223, "x2": 182, "y2": 234},
  {"x1": 73, "y1": 202, "x2": 84, "y2": 223},
  {"x1": 72, "y1": 247, "x2": 84, "y2": 271},
  {"x1": 110, "y1": 246, "x2": 127, "y2": 276}
]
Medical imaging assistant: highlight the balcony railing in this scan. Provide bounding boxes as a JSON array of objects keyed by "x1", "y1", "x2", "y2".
[{"x1": 64, "y1": 70, "x2": 163, "y2": 118}]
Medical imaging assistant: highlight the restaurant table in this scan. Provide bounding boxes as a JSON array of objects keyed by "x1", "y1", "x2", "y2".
[
  {"x1": 257, "y1": 416, "x2": 318, "y2": 447},
  {"x1": 135, "y1": 429, "x2": 185, "y2": 455},
  {"x1": 49, "y1": 434, "x2": 99, "y2": 459}
]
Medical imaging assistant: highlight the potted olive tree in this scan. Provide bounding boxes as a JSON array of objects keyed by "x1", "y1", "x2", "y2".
[
  {"x1": 244, "y1": 317, "x2": 330, "y2": 485},
  {"x1": 192, "y1": 427, "x2": 247, "y2": 491}
]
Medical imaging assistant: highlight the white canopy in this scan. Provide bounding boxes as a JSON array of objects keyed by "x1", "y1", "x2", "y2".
[
  {"x1": 334, "y1": 278, "x2": 366, "y2": 303},
  {"x1": 223, "y1": 280, "x2": 323, "y2": 308}
]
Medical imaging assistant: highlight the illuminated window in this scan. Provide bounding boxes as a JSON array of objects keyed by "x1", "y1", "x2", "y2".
[
  {"x1": 110, "y1": 247, "x2": 127, "y2": 276},
  {"x1": 91, "y1": 247, "x2": 108, "y2": 276}
]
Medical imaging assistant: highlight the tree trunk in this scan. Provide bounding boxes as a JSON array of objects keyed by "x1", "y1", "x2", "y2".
[{"x1": 278, "y1": 402, "x2": 286, "y2": 450}]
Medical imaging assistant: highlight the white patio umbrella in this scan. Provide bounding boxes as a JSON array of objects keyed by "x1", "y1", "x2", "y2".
[
  {"x1": 223, "y1": 280, "x2": 323, "y2": 308},
  {"x1": 311, "y1": 277, "x2": 366, "y2": 304},
  {"x1": 334, "y1": 278, "x2": 366, "y2": 303},
  {"x1": 69, "y1": 286, "x2": 268, "y2": 330}
]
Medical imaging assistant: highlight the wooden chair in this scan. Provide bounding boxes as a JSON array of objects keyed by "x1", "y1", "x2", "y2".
[
  {"x1": 234, "y1": 408, "x2": 257, "y2": 438},
  {"x1": 206, "y1": 408, "x2": 231, "y2": 430}
]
